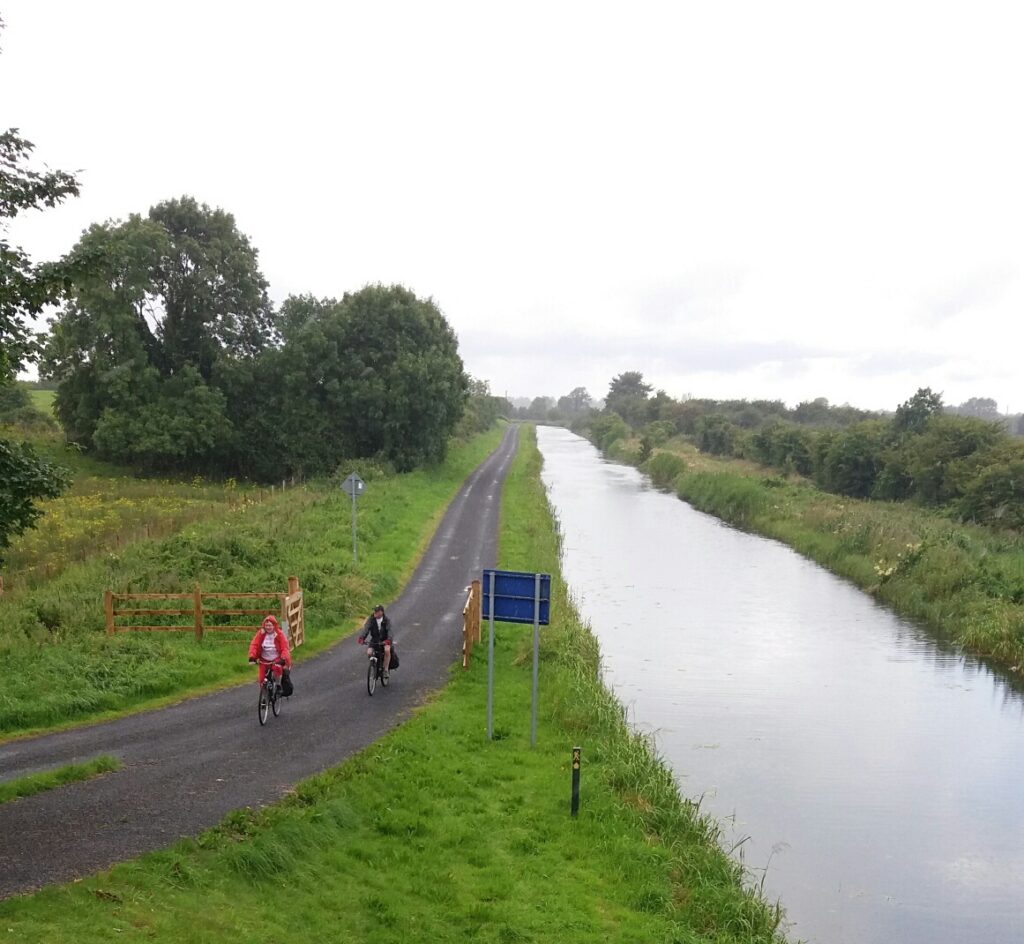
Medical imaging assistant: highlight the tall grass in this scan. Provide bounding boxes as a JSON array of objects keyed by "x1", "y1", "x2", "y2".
[
  {"x1": 0, "y1": 424, "x2": 785, "y2": 943},
  {"x1": 1, "y1": 474, "x2": 266, "y2": 591}
]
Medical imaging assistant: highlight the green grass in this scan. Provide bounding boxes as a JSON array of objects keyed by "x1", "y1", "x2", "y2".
[
  {"x1": 0, "y1": 756, "x2": 121, "y2": 805},
  {"x1": 0, "y1": 428, "x2": 505, "y2": 737},
  {"x1": 0, "y1": 425, "x2": 785, "y2": 943},
  {"x1": 26, "y1": 389, "x2": 56, "y2": 415}
]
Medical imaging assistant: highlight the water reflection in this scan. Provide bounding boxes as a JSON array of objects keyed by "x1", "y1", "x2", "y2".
[{"x1": 537, "y1": 426, "x2": 1024, "y2": 944}]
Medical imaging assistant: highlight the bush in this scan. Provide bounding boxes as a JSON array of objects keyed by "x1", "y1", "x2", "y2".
[
  {"x1": 645, "y1": 452, "x2": 687, "y2": 490},
  {"x1": 694, "y1": 414, "x2": 739, "y2": 456},
  {"x1": 590, "y1": 413, "x2": 630, "y2": 452},
  {"x1": 959, "y1": 458, "x2": 1024, "y2": 530}
]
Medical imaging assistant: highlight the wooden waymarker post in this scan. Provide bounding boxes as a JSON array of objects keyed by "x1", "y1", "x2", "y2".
[{"x1": 462, "y1": 580, "x2": 481, "y2": 668}]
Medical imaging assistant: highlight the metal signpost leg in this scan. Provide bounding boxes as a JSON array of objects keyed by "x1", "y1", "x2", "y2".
[
  {"x1": 351, "y1": 488, "x2": 357, "y2": 563},
  {"x1": 487, "y1": 571, "x2": 496, "y2": 740},
  {"x1": 531, "y1": 572, "x2": 540, "y2": 746}
]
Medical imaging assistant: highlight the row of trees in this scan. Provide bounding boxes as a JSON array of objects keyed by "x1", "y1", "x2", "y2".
[
  {"x1": 41, "y1": 201, "x2": 470, "y2": 479},
  {"x1": 572, "y1": 375, "x2": 1023, "y2": 531}
]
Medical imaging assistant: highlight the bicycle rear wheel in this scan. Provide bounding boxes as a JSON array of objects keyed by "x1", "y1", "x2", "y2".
[
  {"x1": 367, "y1": 657, "x2": 377, "y2": 696},
  {"x1": 271, "y1": 683, "x2": 282, "y2": 716},
  {"x1": 258, "y1": 683, "x2": 270, "y2": 725}
]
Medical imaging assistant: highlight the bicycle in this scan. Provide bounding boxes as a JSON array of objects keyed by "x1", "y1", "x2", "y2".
[
  {"x1": 255, "y1": 659, "x2": 286, "y2": 724},
  {"x1": 366, "y1": 643, "x2": 390, "y2": 696}
]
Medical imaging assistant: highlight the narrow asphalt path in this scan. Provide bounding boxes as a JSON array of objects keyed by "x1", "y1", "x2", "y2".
[{"x1": 0, "y1": 426, "x2": 519, "y2": 900}]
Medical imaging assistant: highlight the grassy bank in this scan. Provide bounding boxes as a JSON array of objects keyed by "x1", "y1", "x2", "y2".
[
  {"x1": 0, "y1": 756, "x2": 121, "y2": 805},
  {"x1": 607, "y1": 434, "x2": 1024, "y2": 671},
  {"x1": 0, "y1": 426, "x2": 784, "y2": 943},
  {"x1": 0, "y1": 429, "x2": 505, "y2": 737}
]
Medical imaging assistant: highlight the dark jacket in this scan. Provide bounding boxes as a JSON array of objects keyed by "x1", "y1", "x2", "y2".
[{"x1": 361, "y1": 612, "x2": 392, "y2": 645}]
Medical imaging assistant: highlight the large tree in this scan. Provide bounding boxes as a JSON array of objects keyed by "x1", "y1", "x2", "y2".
[
  {"x1": 0, "y1": 18, "x2": 76, "y2": 555},
  {"x1": 893, "y1": 387, "x2": 944, "y2": 436},
  {"x1": 557, "y1": 386, "x2": 593, "y2": 416},
  {"x1": 149, "y1": 197, "x2": 276, "y2": 377},
  {"x1": 281, "y1": 285, "x2": 468, "y2": 471},
  {"x1": 42, "y1": 197, "x2": 274, "y2": 470},
  {"x1": 605, "y1": 371, "x2": 653, "y2": 428}
]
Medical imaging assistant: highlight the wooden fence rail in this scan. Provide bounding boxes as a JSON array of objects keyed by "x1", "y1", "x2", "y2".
[
  {"x1": 462, "y1": 579, "x2": 481, "y2": 668},
  {"x1": 104, "y1": 576, "x2": 305, "y2": 646}
]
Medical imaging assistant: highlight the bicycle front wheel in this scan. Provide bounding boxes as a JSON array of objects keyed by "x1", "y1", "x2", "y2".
[
  {"x1": 367, "y1": 658, "x2": 377, "y2": 696},
  {"x1": 258, "y1": 684, "x2": 270, "y2": 725}
]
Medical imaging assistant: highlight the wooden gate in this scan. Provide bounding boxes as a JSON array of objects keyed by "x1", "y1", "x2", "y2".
[{"x1": 104, "y1": 575, "x2": 305, "y2": 646}]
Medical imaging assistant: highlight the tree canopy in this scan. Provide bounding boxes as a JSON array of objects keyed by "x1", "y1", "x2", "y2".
[
  {"x1": 1, "y1": 129, "x2": 80, "y2": 383},
  {"x1": 0, "y1": 18, "x2": 76, "y2": 557},
  {"x1": 282, "y1": 284, "x2": 468, "y2": 471},
  {"x1": 42, "y1": 198, "x2": 275, "y2": 470}
]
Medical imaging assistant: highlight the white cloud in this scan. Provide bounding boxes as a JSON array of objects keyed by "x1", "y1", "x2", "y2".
[{"x1": 4, "y1": 0, "x2": 1022, "y2": 413}]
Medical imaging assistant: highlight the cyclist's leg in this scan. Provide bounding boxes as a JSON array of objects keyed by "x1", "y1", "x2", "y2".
[
  {"x1": 383, "y1": 640, "x2": 391, "y2": 673},
  {"x1": 257, "y1": 662, "x2": 268, "y2": 686}
]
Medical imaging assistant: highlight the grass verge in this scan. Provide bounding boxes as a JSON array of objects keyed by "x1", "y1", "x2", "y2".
[
  {"x1": 0, "y1": 425, "x2": 785, "y2": 943},
  {"x1": 0, "y1": 756, "x2": 121, "y2": 805}
]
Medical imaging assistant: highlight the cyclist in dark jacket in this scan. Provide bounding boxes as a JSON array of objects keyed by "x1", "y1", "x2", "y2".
[{"x1": 358, "y1": 604, "x2": 393, "y2": 677}]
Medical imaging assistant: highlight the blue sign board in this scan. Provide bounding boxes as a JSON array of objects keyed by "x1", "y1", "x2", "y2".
[{"x1": 482, "y1": 569, "x2": 550, "y2": 625}]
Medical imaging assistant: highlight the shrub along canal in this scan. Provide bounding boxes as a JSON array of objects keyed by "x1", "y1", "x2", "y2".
[{"x1": 537, "y1": 425, "x2": 1024, "y2": 944}]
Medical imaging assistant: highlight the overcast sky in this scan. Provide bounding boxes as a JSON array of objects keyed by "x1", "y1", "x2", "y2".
[{"x1": 3, "y1": 1, "x2": 1021, "y2": 412}]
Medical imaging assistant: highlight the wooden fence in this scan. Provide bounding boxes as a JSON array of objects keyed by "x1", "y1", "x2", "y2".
[
  {"x1": 104, "y1": 575, "x2": 305, "y2": 646},
  {"x1": 462, "y1": 579, "x2": 481, "y2": 668}
]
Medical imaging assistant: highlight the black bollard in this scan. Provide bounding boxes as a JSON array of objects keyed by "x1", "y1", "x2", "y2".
[{"x1": 571, "y1": 746, "x2": 581, "y2": 817}]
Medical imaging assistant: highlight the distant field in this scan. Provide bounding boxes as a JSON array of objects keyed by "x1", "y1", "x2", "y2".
[{"x1": 27, "y1": 389, "x2": 56, "y2": 414}]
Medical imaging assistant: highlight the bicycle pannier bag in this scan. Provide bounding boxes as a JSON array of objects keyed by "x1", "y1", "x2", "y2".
[
  {"x1": 389, "y1": 645, "x2": 399, "y2": 670},
  {"x1": 281, "y1": 668, "x2": 294, "y2": 696}
]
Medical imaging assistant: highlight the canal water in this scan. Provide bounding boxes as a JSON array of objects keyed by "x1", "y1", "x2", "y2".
[{"x1": 536, "y1": 425, "x2": 1024, "y2": 944}]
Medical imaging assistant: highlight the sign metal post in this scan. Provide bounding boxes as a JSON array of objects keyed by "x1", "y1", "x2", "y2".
[{"x1": 340, "y1": 473, "x2": 366, "y2": 563}]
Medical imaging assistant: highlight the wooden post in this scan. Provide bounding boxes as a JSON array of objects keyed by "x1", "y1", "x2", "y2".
[
  {"x1": 193, "y1": 583, "x2": 204, "y2": 641},
  {"x1": 280, "y1": 576, "x2": 303, "y2": 647},
  {"x1": 471, "y1": 579, "x2": 481, "y2": 643},
  {"x1": 462, "y1": 580, "x2": 481, "y2": 669},
  {"x1": 104, "y1": 590, "x2": 115, "y2": 635}
]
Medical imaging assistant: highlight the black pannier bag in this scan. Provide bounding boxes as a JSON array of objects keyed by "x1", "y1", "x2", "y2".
[
  {"x1": 281, "y1": 668, "x2": 294, "y2": 696},
  {"x1": 389, "y1": 644, "x2": 399, "y2": 670}
]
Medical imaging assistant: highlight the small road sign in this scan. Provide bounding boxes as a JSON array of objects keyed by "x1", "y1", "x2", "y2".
[{"x1": 341, "y1": 473, "x2": 366, "y2": 498}]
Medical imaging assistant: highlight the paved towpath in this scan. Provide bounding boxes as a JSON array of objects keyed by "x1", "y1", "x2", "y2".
[{"x1": 0, "y1": 426, "x2": 518, "y2": 900}]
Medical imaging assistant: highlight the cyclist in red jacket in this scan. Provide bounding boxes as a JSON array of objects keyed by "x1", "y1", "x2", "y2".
[{"x1": 248, "y1": 615, "x2": 292, "y2": 685}]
